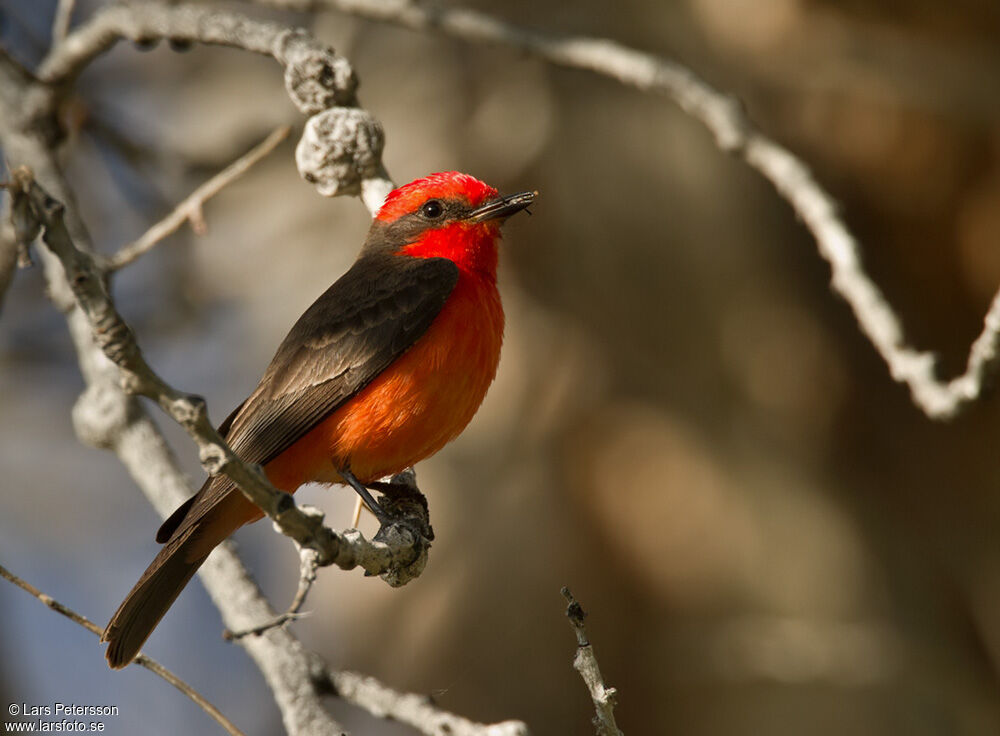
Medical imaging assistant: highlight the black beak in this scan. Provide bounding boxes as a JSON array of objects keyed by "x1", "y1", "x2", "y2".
[{"x1": 466, "y1": 190, "x2": 537, "y2": 223}]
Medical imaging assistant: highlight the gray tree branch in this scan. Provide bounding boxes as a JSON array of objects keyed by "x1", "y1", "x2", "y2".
[
  {"x1": 223, "y1": 546, "x2": 320, "y2": 641},
  {"x1": 14, "y1": 1, "x2": 967, "y2": 733},
  {"x1": 51, "y1": 0, "x2": 76, "y2": 44},
  {"x1": 562, "y1": 589, "x2": 623, "y2": 736},
  {"x1": 292, "y1": 0, "x2": 1000, "y2": 420},
  {"x1": 1, "y1": 40, "x2": 354, "y2": 731},
  {"x1": 8, "y1": 166, "x2": 433, "y2": 586},
  {"x1": 37, "y1": 2, "x2": 357, "y2": 107},
  {"x1": 320, "y1": 670, "x2": 529, "y2": 736},
  {"x1": 0, "y1": 220, "x2": 18, "y2": 313},
  {"x1": 2, "y1": 4, "x2": 527, "y2": 734},
  {"x1": 29, "y1": 0, "x2": 427, "y2": 576}
]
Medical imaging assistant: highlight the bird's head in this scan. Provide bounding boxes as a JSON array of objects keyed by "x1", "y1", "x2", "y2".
[{"x1": 366, "y1": 172, "x2": 535, "y2": 280}]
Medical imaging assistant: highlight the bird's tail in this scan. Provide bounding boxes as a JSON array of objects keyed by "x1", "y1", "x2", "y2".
[
  {"x1": 102, "y1": 479, "x2": 262, "y2": 669},
  {"x1": 101, "y1": 524, "x2": 208, "y2": 669}
]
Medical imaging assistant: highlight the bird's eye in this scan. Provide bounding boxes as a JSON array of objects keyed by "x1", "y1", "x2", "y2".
[{"x1": 421, "y1": 200, "x2": 444, "y2": 219}]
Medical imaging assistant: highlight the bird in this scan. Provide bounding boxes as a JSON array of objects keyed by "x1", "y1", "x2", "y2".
[{"x1": 102, "y1": 171, "x2": 535, "y2": 669}]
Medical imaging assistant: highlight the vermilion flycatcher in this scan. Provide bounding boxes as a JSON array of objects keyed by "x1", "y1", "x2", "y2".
[{"x1": 102, "y1": 172, "x2": 535, "y2": 668}]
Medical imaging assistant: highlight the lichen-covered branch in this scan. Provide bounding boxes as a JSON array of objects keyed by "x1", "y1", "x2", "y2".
[
  {"x1": 7, "y1": 167, "x2": 433, "y2": 583},
  {"x1": 0, "y1": 562, "x2": 245, "y2": 736},
  {"x1": 3, "y1": 4, "x2": 532, "y2": 731},
  {"x1": 12, "y1": 2, "x2": 421, "y2": 584},
  {"x1": 37, "y1": 2, "x2": 357, "y2": 110},
  {"x1": 0, "y1": 10, "x2": 420, "y2": 733},
  {"x1": 36, "y1": 2, "x2": 392, "y2": 201},
  {"x1": 0, "y1": 151, "x2": 351, "y2": 736},
  {"x1": 562, "y1": 589, "x2": 623, "y2": 736},
  {"x1": 298, "y1": 0, "x2": 1000, "y2": 419}
]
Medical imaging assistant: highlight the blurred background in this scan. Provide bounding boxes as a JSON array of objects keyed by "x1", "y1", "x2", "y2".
[{"x1": 2, "y1": 0, "x2": 1000, "y2": 734}]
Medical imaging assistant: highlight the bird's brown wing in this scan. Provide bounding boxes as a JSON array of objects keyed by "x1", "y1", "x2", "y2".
[{"x1": 156, "y1": 253, "x2": 458, "y2": 542}]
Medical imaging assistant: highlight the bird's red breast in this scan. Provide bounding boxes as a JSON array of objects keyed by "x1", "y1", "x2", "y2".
[
  {"x1": 103, "y1": 171, "x2": 534, "y2": 669},
  {"x1": 231, "y1": 172, "x2": 513, "y2": 512},
  {"x1": 264, "y1": 256, "x2": 504, "y2": 490}
]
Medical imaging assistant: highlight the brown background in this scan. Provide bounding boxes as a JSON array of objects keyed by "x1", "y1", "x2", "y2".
[{"x1": 2, "y1": 0, "x2": 1000, "y2": 734}]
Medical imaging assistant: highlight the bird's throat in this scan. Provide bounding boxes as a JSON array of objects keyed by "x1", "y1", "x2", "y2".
[{"x1": 402, "y1": 222, "x2": 500, "y2": 281}]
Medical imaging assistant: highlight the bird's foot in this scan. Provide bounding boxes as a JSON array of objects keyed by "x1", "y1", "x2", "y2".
[{"x1": 367, "y1": 467, "x2": 421, "y2": 502}]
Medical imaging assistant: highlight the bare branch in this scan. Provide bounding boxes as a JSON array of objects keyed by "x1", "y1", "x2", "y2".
[
  {"x1": 5, "y1": 167, "x2": 432, "y2": 584},
  {"x1": 38, "y1": 3, "x2": 394, "y2": 206},
  {"x1": 9, "y1": 159, "x2": 351, "y2": 736},
  {"x1": 38, "y1": 3, "x2": 356, "y2": 113},
  {"x1": 51, "y1": 0, "x2": 76, "y2": 44},
  {"x1": 296, "y1": 0, "x2": 999, "y2": 418},
  {"x1": 744, "y1": 138, "x2": 1000, "y2": 418},
  {"x1": 2, "y1": 11, "x2": 464, "y2": 733},
  {"x1": 562, "y1": 588, "x2": 622, "y2": 736},
  {"x1": 319, "y1": 670, "x2": 530, "y2": 736},
  {"x1": 224, "y1": 544, "x2": 320, "y2": 640},
  {"x1": 0, "y1": 562, "x2": 105, "y2": 638},
  {"x1": 0, "y1": 562, "x2": 245, "y2": 736},
  {"x1": 0, "y1": 40, "x2": 357, "y2": 736},
  {"x1": 0, "y1": 221, "x2": 19, "y2": 314},
  {"x1": 105, "y1": 124, "x2": 291, "y2": 271},
  {"x1": 11, "y1": 1, "x2": 420, "y2": 580}
]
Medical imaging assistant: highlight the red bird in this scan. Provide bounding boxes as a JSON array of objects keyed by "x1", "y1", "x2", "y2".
[{"x1": 103, "y1": 172, "x2": 535, "y2": 668}]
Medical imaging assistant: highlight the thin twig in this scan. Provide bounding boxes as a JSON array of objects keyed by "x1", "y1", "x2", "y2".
[
  {"x1": 224, "y1": 545, "x2": 319, "y2": 640},
  {"x1": 561, "y1": 588, "x2": 622, "y2": 736},
  {"x1": 51, "y1": 0, "x2": 76, "y2": 43},
  {"x1": 300, "y1": 0, "x2": 1000, "y2": 419},
  {"x1": 319, "y1": 670, "x2": 530, "y2": 736},
  {"x1": 0, "y1": 562, "x2": 245, "y2": 736},
  {"x1": 105, "y1": 125, "x2": 291, "y2": 271}
]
